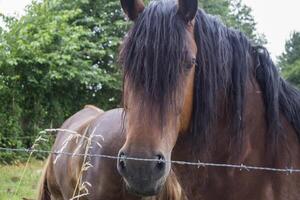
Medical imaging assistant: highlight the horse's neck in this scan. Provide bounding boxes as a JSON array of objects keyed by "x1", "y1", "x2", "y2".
[
  {"x1": 175, "y1": 73, "x2": 300, "y2": 167},
  {"x1": 172, "y1": 77, "x2": 300, "y2": 199},
  {"x1": 232, "y1": 77, "x2": 300, "y2": 168},
  {"x1": 174, "y1": 75, "x2": 300, "y2": 166}
]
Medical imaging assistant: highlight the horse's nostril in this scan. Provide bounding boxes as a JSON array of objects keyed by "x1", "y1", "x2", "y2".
[
  {"x1": 118, "y1": 152, "x2": 126, "y2": 170},
  {"x1": 156, "y1": 154, "x2": 166, "y2": 171}
]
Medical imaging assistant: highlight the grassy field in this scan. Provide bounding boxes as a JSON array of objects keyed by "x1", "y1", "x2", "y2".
[{"x1": 0, "y1": 159, "x2": 45, "y2": 200}]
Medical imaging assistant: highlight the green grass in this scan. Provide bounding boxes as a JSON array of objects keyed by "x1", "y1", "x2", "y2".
[{"x1": 0, "y1": 159, "x2": 45, "y2": 200}]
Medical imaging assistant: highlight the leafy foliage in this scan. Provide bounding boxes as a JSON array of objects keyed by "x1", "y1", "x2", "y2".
[
  {"x1": 282, "y1": 60, "x2": 300, "y2": 87},
  {"x1": 0, "y1": 0, "x2": 261, "y2": 163},
  {"x1": 228, "y1": 0, "x2": 266, "y2": 45},
  {"x1": 280, "y1": 32, "x2": 300, "y2": 66},
  {"x1": 200, "y1": 0, "x2": 266, "y2": 45},
  {"x1": 0, "y1": 0, "x2": 124, "y2": 162},
  {"x1": 280, "y1": 32, "x2": 300, "y2": 88}
]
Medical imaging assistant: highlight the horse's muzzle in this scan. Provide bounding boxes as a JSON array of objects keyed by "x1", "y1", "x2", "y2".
[{"x1": 117, "y1": 150, "x2": 169, "y2": 196}]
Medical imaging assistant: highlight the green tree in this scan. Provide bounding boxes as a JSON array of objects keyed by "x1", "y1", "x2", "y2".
[
  {"x1": 228, "y1": 0, "x2": 266, "y2": 45},
  {"x1": 200, "y1": 0, "x2": 231, "y2": 19},
  {"x1": 199, "y1": 0, "x2": 266, "y2": 45},
  {"x1": 279, "y1": 32, "x2": 300, "y2": 67},
  {"x1": 280, "y1": 32, "x2": 300, "y2": 88},
  {"x1": 0, "y1": 0, "x2": 125, "y2": 162}
]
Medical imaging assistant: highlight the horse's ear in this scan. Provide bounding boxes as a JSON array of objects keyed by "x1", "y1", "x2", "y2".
[
  {"x1": 177, "y1": 0, "x2": 198, "y2": 23},
  {"x1": 121, "y1": 0, "x2": 145, "y2": 21}
]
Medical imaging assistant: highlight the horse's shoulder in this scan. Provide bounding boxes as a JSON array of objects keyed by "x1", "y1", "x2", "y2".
[
  {"x1": 89, "y1": 108, "x2": 125, "y2": 139},
  {"x1": 93, "y1": 108, "x2": 123, "y2": 123},
  {"x1": 55, "y1": 106, "x2": 104, "y2": 138},
  {"x1": 84, "y1": 104, "x2": 104, "y2": 113}
]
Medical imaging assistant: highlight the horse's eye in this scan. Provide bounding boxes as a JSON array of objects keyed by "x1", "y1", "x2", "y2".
[{"x1": 184, "y1": 58, "x2": 197, "y2": 70}]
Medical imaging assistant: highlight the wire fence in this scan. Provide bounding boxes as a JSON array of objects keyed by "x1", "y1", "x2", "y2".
[
  {"x1": 1, "y1": 146, "x2": 300, "y2": 174},
  {"x1": 2, "y1": 128, "x2": 300, "y2": 200}
]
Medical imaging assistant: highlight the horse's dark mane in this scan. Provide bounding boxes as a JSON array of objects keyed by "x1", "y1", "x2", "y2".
[
  {"x1": 255, "y1": 48, "x2": 300, "y2": 146},
  {"x1": 119, "y1": 0, "x2": 300, "y2": 154},
  {"x1": 192, "y1": 9, "x2": 252, "y2": 151}
]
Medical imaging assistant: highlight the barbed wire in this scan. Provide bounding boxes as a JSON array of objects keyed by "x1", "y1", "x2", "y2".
[{"x1": 1, "y1": 147, "x2": 300, "y2": 174}]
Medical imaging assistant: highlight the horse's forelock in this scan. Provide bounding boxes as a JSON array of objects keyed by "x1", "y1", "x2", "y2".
[{"x1": 119, "y1": 0, "x2": 191, "y2": 123}]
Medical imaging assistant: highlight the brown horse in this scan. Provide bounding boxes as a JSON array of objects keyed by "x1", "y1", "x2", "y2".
[
  {"x1": 118, "y1": 0, "x2": 300, "y2": 199},
  {"x1": 37, "y1": 105, "x2": 185, "y2": 200}
]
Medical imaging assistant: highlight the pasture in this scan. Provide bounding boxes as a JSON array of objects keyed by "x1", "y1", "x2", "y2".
[{"x1": 0, "y1": 160, "x2": 44, "y2": 200}]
